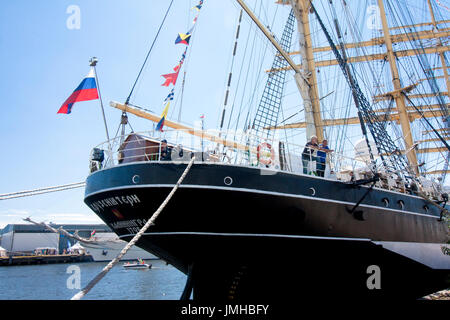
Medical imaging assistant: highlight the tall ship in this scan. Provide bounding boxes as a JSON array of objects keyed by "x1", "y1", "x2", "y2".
[{"x1": 82, "y1": 0, "x2": 449, "y2": 300}]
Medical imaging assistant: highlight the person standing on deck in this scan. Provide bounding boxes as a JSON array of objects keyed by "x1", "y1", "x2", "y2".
[
  {"x1": 160, "y1": 139, "x2": 172, "y2": 161},
  {"x1": 302, "y1": 136, "x2": 319, "y2": 175},
  {"x1": 316, "y1": 139, "x2": 333, "y2": 177}
]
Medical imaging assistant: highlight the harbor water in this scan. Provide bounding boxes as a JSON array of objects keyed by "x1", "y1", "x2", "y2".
[{"x1": 0, "y1": 260, "x2": 186, "y2": 300}]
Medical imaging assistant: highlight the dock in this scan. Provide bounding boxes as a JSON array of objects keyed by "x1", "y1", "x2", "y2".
[{"x1": 0, "y1": 254, "x2": 93, "y2": 266}]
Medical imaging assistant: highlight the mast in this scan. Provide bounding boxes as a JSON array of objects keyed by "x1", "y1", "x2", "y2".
[
  {"x1": 427, "y1": 0, "x2": 450, "y2": 181},
  {"x1": 289, "y1": 0, "x2": 324, "y2": 141},
  {"x1": 236, "y1": 0, "x2": 323, "y2": 141},
  {"x1": 377, "y1": 0, "x2": 419, "y2": 175},
  {"x1": 427, "y1": 0, "x2": 450, "y2": 98}
]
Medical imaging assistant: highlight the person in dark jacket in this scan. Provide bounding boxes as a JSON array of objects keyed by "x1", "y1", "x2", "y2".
[
  {"x1": 160, "y1": 139, "x2": 172, "y2": 161},
  {"x1": 316, "y1": 139, "x2": 333, "y2": 177}
]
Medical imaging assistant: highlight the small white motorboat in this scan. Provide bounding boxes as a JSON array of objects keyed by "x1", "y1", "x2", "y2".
[{"x1": 123, "y1": 259, "x2": 151, "y2": 269}]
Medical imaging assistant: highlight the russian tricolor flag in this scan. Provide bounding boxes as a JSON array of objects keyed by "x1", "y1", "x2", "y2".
[{"x1": 57, "y1": 68, "x2": 99, "y2": 114}]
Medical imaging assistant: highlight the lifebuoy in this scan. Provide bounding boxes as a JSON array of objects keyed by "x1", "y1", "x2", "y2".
[{"x1": 257, "y1": 142, "x2": 275, "y2": 166}]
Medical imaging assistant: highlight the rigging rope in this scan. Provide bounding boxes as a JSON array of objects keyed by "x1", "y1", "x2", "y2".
[
  {"x1": 218, "y1": 10, "x2": 243, "y2": 135},
  {"x1": 403, "y1": 93, "x2": 450, "y2": 152},
  {"x1": 232, "y1": 1, "x2": 266, "y2": 135},
  {"x1": 310, "y1": 0, "x2": 415, "y2": 178},
  {"x1": 385, "y1": 0, "x2": 450, "y2": 181},
  {"x1": 71, "y1": 156, "x2": 196, "y2": 300},
  {"x1": 125, "y1": 0, "x2": 175, "y2": 105},
  {"x1": 0, "y1": 182, "x2": 86, "y2": 200},
  {"x1": 24, "y1": 217, "x2": 98, "y2": 244},
  {"x1": 436, "y1": 0, "x2": 450, "y2": 12}
]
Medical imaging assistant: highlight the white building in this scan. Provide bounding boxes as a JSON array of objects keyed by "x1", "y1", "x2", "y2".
[
  {"x1": 0, "y1": 224, "x2": 157, "y2": 261},
  {"x1": 0, "y1": 224, "x2": 111, "y2": 255},
  {"x1": 0, "y1": 246, "x2": 7, "y2": 257}
]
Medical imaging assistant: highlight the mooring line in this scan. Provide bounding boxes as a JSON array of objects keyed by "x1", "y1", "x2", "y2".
[
  {"x1": 0, "y1": 182, "x2": 86, "y2": 200},
  {"x1": 23, "y1": 217, "x2": 98, "y2": 244},
  {"x1": 70, "y1": 157, "x2": 195, "y2": 300}
]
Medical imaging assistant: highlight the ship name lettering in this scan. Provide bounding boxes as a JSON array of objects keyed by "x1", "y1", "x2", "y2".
[
  {"x1": 89, "y1": 194, "x2": 141, "y2": 212},
  {"x1": 110, "y1": 220, "x2": 139, "y2": 230},
  {"x1": 136, "y1": 219, "x2": 147, "y2": 227},
  {"x1": 104, "y1": 198, "x2": 118, "y2": 206},
  {"x1": 129, "y1": 194, "x2": 141, "y2": 203},
  {"x1": 120, "y1": 195, "x2": 141, "y2": 207},
  {"x1": 126, "y1": 227, "x2": 140, "y2": 234}
]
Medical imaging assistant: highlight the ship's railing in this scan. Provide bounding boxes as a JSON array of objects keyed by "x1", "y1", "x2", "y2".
[{"x1": 89, "y1": 129, "x2": 421, "y2": 190}]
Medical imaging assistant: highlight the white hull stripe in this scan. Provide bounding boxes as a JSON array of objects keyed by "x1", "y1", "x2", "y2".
[
  {"x1": 118, "y1": 231, "x2": 372, "y2": 242},
  {"x1": 117, "y1": 232, "x2": 450, "y2": 269},
  {"x1": 85, "y1": 183, "x2": 438, "y2": 219},
  {"x1": 87, "y1": 161, "x2": 425, "y2": 200}
]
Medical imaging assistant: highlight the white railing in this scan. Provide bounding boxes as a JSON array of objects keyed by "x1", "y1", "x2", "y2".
[
  {"x1": 89, "y1": 129, "x2": 385, "y2": 180},
  {"x1": 88, "y1": 129, "x2": 450, "y2": 196}
]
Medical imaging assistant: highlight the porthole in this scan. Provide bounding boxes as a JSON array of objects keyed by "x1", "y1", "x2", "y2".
[
  {"x1": 423, "y1": 205, "x2": 429, "y2": 213},
  {"x1": 382, "y1": 198, "x2": 389, "y2": 207},
  {"x1": 309, "y1": 187, "x2": 316, "y2": 196},
  {"x1": 132, "y1": 175, "x2": 140, "y2": 184},
  {"x1": 224, "y1": 176, "x2": 233, "y2": 186},
  {"x1": 398, "y1": 200, "x2": 405, "y2": 210}
]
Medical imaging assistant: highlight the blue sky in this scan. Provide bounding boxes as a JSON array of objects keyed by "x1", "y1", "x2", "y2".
[{"x1": 0, "y1": 0, "x2": 271, "y2": 228}]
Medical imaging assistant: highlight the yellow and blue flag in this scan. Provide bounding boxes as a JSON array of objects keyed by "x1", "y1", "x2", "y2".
[
  {"x1": 192, "y1": 0, "x2": 204, "y2": 11},
  {"x1": 156, "y1": 101, "x2": 171, "y2": 132},
  {"x1": 175, "y1": 32, "x2": 192, "y2": 45}
]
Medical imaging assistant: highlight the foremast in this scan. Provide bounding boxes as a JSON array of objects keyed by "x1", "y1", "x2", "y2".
[
  {"x1": 427, "y1": 0, "x2": 450, "y2": 181},
  {"x1": 287, "y1": 0, "x2": 423, "y2": 176},
  {"x1": 289, "y1": 0, "x2": 324, "y2": 142},
  {"x1": 377, "y1": 0, "x2": 419, "y2": 175},
  {"x1": 427, "y1": 0, "x2": 450, "y2": 110}
]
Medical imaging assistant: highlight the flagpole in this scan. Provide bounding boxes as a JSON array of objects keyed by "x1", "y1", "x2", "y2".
[
  {"x1": 200, "y1": 114, "x2": 204, "y2": 161},
  {"x1": 89, "y1": 57, "x2": 112, "y2": 154}
]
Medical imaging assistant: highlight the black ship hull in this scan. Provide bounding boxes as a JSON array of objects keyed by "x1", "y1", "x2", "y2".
[{"x1": 84, "y1": 162, "x2": 450, "y2": 300}]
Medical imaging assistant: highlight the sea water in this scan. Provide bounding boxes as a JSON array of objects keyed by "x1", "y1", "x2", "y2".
[{"x1": 0, "y1": 259, "x2": 186, "y2": 300}]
